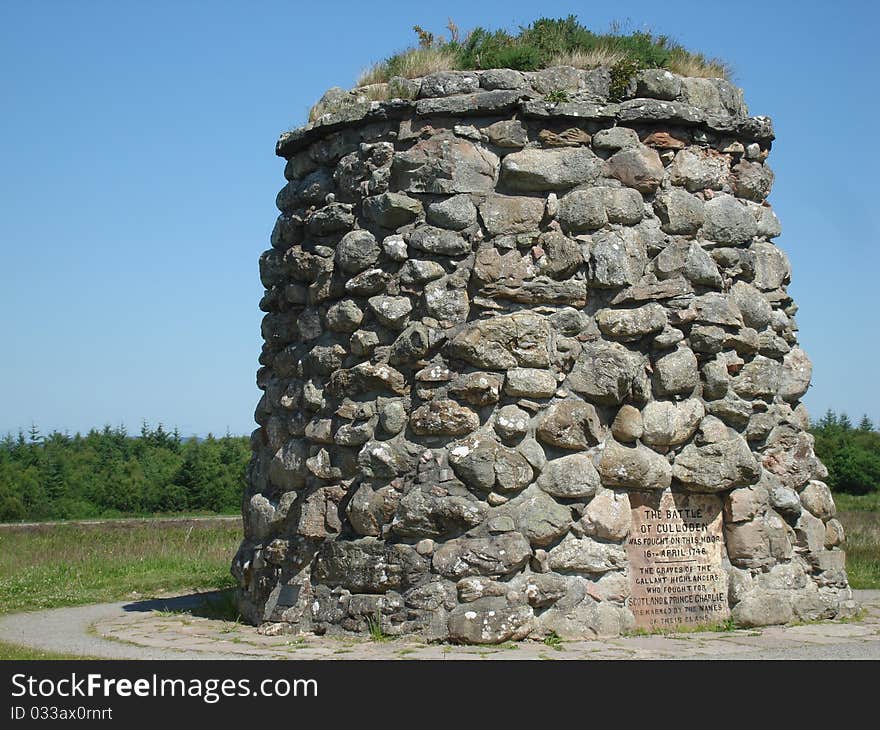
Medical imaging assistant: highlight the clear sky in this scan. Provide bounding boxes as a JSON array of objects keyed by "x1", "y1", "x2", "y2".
[{"x1": 1, "y1": 0, "x2": 877, "y2": 437}]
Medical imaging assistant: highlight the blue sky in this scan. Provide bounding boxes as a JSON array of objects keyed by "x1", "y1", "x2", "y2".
[{"x1": 1, "y1": 0, "x2": 877, "y2": 437}]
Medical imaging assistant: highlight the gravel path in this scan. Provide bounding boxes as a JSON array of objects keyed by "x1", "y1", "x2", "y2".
[
  {"x1": 2, "y1": 590, "x2": 879, "y2": 660},
  {"x1": 0, "y1": 593, "x2": 248, "y2": 660}
]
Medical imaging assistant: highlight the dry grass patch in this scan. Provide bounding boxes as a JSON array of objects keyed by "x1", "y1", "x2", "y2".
[
  {"x1": 358, "y1": 46, "x2": 458, "y2": 85},
  {"x1": 667, "y1": 48, "x2": 731, "y2": 79},
  {"x1": 548, "y1": 47, "x2": 627, "y2": 70}
]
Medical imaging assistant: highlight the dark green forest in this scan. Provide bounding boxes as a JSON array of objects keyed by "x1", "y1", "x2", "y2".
[
  {"x1": 0, "y1": 411, "x2": 877, "y2": 522},
  {"x1": 0, "y1": 424, "x2": 249, "y2": 522},
  {"x1": 811, "y1": 411, "x2": 880, "y2": 496}
]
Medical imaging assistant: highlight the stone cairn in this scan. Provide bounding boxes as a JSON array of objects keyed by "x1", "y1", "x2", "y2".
[{"x1": 233, "y1": 66, "x2": 855, "y2": 643}]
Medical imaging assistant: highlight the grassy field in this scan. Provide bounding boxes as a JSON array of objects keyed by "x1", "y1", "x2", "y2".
[
  {"x1": 837, "y1": 511, "x2": 880, "y2": 589},
  {"x1": 0, "y1": 640, "x2": 101, "y2": 660},
  {"x1": 0, "y1": 520, "x2": 239, "y2": 615},
  {"x1": 833, "y1": 492, "x2": 880, "y2": 512}
]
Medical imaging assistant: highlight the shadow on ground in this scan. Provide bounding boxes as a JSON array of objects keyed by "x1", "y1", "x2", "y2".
[{"x1": 122, "y1": 589, "x2": 240, "y2": 621}]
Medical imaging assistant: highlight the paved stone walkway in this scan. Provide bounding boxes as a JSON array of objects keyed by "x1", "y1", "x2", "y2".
[{"x1": 2, "y1": 590, "x2": 879, "y2": 660}]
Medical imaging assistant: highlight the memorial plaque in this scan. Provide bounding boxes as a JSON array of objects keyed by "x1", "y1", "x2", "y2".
[{"x1": 626, "y1": 489, "x2": 729, "y2": 630}]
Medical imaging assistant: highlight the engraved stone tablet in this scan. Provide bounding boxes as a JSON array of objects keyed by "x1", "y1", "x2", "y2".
[{"x1": 626, "y1": 489, "x2": 729, "y2": 630}]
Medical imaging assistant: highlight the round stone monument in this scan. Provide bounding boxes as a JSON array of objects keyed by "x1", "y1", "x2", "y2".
[{"x1": 232, "y1": 66, "x2": 855, "y2": 643}]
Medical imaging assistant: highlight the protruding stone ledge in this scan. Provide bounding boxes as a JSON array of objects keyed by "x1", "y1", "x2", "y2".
[
  {"x1": 414, "y1": 89, "x2": 534, "y2": 116},
  {"x1": 279, "y1": 67, "x2": 774, "y2": 157},
  {"x1": 276, "y1": 100, "x2": 412, "y2": 157}
]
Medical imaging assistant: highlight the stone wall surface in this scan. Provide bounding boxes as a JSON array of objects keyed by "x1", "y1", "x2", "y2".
[{"x1": 233, "y1": 66, "x2": 854, "y2": 642}]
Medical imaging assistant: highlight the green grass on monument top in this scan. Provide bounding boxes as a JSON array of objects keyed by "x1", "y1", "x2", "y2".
[{"x1": 357, "y1": 16, "x2": 731, "y2": 86}]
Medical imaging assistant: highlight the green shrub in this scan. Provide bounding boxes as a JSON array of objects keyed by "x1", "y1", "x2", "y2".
[
  {"x1": 609, "y1": 58, "x2": 644, "y2": 101},
  {"x1": 358, "y1": 16, "x2": 729, "y2": 85},
  {"x1": 0, "y1": 495, "x2": 25, "y2": 522},
  {"x1": 544, "y1": 88, "x2": 571, "y2": 103}
]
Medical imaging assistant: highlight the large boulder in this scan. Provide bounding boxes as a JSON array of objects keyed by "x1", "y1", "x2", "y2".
[
  {"x1": 547, "y1": 534, "x2": 628, "y2": 574},
  {"x1": 536, "y1": 398, "x2": 603, "y2": 450},
  {"x1": 432, "y1": 533, "x2": 532, "y2": 579},
  {"x1": 673, "y1": 419, "x2": 761, "y2": 492},
  {"x1": 393, "y1": 132, "x2": 499, "y2": 193},
  {"x1": 569, "y1": 340, "x2": 647, "y2": 405},
  {"x1": 537, "y1": 453, "x2": 602, "y2": 499},
  {"x1": 598, "y1": 438, "x2": 672, "y2": 490},
  {"x1": 641, "y1": 398, "x2": 705, "y2": 450},
  {"x1": 447, "y1": 598, "x2": 534, "y2": 644},
  {"x1": 312, "y1": 540, "x2": 427, "y2": 593},
  {"x1": 500, "y1": 485, "x2": 573, "y2": 547},
  {"x1": 501, "y1": 147, "x2": 604, "y2": 191},
  {"x1": 605, "y1": 145, "x2": 664, "y2": 193}
]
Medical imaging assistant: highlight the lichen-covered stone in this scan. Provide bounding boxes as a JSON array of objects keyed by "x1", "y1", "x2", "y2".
[
  {"x1": 432, "y1": 533, "x2": 532, "y2": 579},
  {"x1": 556, "y1": 188, "x2": 607, "y2": 232},
  {"x1": 653, "y1": 347, "x2": 699, "y2": 396},
  {"x1": 484, "y1": 119, "x2": 528, "y2": 147},
  {"x1": 410, "y1": 399, "x2": 479, "y2": 437},
  {"x1": 702, "y1": 194, "x2": 758, "y2": 246},
  {"x1": 547, "y1": 534, "x2": 627, "y2": 574},
  {"x1": 596, "y1": 303, "x2": 667, "y2": 341},
  {"x1": 800, "y1": 480, "x2": 836, "y2": 521},
  {"x1": 669, "y1": 147, "x2": 728, "y2": 192},
  {"x1": 535, "y1": 398, "x2": 602, "y2": 450},
  {"x1": 779, "y1": 347, "x2": 813, "y2": 403},
  {"x1": 391, "y1": 487, "x2": 487, "y2": 539},
  {"x1": 426, "y1": 194, "x2": 477, "y2": 230},
  {"x1": 449, "y1": 371, "x2": 503, "y2": 406},
  {"x1": 589, "y1": 228, "x2": 648, "y2": 289},
  {"x1": 312, "y1": 540, "x2": 427, "y2": 593},
  {"x1": 336, "y1": 229, "x2": 379, "y2": 273},
  {"x1": 673, "y1": 423, "x2": 761, "y2": 492},
  {"x1": 641, "y1": 398, "x2": 704, "y2": 450},
  {"x1": 569, "y1": 340, "x2": 647, "y2": 405},
  {"x1": 478, "y1": 194, "x2": 545, "y2": 235},
  {"x1": 447, "y1": 598, "x2": 534, "y2": 644},
  {"x1": 493, "y1": 404, "x2": 531, "y2": 442},
  {"x1": 597, "y1": 439, "x2": 672, "y2": 491},
  {"x1": 392, "y1": 132, "x2": 499, "y2": 194},
  {"x1": 652, "y1": 240, "x2": 720, "y2": 287},
  {"x1": 449, "y1": 311, "x2": 550, "y2": 370},
  {"x1": 363, "y1": 192, "x2": 423, "y2": 228},
  {"x1": 504, "y1": 367, "x2": 558, "y2": 398},
  {"x1": 605, "y1": 145, "x2": 664, "y2": 193},
  {"x1": 501, "y1": 147, "x2": 603, "y2": 191},
  {"x1": 409, "y1": 225, "x2": 471, "y2": 256},
  {"x1": 578, "y1": 488, "x2": 631, "y2": 541},
  {"x1": 592, "y1": 126, "x2": 639, "y2": 150},
  {"x1": 448, "y1": 431, "x2": 533, "y2": 495},
  {"x1": 501, "y1": 485, "x2": 572, "y2": 547},
  {"x1": 537, "y1": 452, "x2": 601, "y2": 499},
  {"x1": 654, "y1": 188, "x2": 704, "y2": 234}
]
